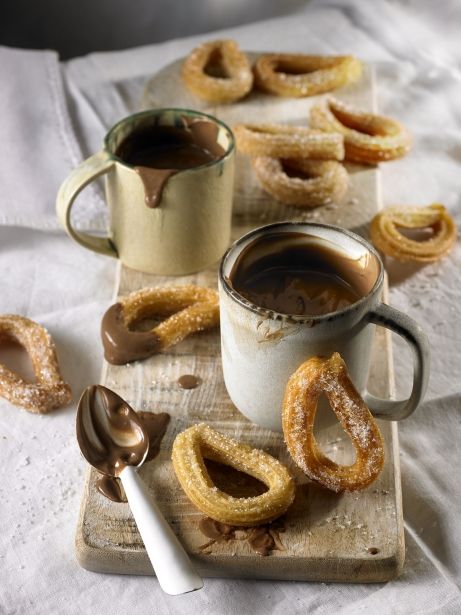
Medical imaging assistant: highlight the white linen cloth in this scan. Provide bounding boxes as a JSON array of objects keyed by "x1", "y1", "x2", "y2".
[
  {"x1": 0, "y1": 47, "x2": 104, "y2": 231},
  {"x1": 1, "y1": 1, "x2": 460, "y2": 613}
]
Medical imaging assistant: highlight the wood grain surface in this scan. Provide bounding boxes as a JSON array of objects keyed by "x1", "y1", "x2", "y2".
[{"x1": 75, "y1": 59, "x2": 404, "y2": 582}]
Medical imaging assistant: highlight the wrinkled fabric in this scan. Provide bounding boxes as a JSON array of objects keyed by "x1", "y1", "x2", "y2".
[
  {"x1": 0, "y1": 47, "x2": 103, "y2": 230},
  {"x1": 1, "y1": 1, "x2": 461, "y2": 614}
]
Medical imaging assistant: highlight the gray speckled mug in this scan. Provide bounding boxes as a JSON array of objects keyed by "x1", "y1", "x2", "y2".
[{"x1": 219, "y1": 222, "x2": 430, "y2": 432}]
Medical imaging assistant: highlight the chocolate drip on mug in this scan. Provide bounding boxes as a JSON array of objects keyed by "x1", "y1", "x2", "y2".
[
  {"x1": 116, "y1": 120, "x2": 225, "y2": 209},
  {"x1": 135, "y1": 168, "x2": 178, "y2": 208}
]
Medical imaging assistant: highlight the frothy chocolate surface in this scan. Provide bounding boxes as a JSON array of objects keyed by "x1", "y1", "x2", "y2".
[{"x1": 228, "y1": 232, "x2": 379, "y2": 317}]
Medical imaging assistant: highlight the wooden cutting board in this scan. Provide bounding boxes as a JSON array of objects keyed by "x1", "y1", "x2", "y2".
[{"x1": 75, "y1": 59, "x2": 404, "y2": 582}]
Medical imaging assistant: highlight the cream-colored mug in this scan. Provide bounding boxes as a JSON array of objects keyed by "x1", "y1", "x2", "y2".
[
  {"x1": 219, "y1": 222, "x2": 430, "y2": 432},
  {"x1": 56, "y1": 108, "x2": 235, "y2": 275}
]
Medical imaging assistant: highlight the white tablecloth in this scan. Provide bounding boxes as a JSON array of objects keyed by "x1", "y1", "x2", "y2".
[{"x1": 1, "y1": 1, "x2": 460, "y2": 613}]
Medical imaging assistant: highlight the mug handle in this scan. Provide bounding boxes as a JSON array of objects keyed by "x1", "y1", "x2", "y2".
[
  {"x1": 364, "y1": 303, "x2": 430, "y2": 421},
  {"x1": 56, "y1": 150, "x2": 117, "y2": 257}
]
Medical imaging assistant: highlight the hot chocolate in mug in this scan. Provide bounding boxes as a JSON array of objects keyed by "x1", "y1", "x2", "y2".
[
  {"x1": 56, "y1": 108, "x2": 235, "y2": 275},
  {"x1": 219, "y1": 222, "x2": 430, "y2": 432}
]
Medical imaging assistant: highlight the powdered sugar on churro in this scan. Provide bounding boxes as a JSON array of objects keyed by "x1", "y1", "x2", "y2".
[{"x1": 282, "y1": 352, "x2": 384, "y2": 492}]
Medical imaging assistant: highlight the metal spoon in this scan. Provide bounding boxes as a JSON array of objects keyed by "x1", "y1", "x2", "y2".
[{"x1": 77, "y1": 384, "x2": 203, "y2": 595}]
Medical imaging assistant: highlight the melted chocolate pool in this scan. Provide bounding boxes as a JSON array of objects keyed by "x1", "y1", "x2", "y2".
[{"x1": 229, "y1": 232, "x2": 379, "y2": 317}]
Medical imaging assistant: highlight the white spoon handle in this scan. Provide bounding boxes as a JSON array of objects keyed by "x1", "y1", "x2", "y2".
[{"x1": 120, "y1": 465, "x2": 203, "y2": 595}]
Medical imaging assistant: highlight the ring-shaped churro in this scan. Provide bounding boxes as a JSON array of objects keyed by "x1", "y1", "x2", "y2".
[
  {"x1": 310, "y1": 96, "x2": 411, "y2": 164},
  {"x1": 370, "y1": 203, "x2": 457, "y2": 263},
  {"x1": 234, "y1": 124, "x2": 344, "y2": 160},
  {"x1": 254, "y1": 54, "x2": 362, "y2": 97},
  {"x1": 253, "y1": 157, "x2": 349, "y2": 208},
  {"x1": 0, "y1": 315, "x2": 72, "y2": 414},
  {"x1": 172, "y1": 423, "x2": 295, "y2": 526},
  {"x1": 282, "y1": 353, "x2": 384, "y2": 493},
  {"x1": 181, "y1": 39, "x2": 253, "y2": 104},
  {"x1": 101, "y1": 285, "x2": 220, "y2": 365}
]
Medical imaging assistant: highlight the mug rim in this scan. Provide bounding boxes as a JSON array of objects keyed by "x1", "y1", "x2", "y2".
[
  {"x1": 103, "y1": 107, "x2": 235, "y2": 172},
  {"x1": 219, "y1": 221, "x2": 384, "y2": 323}
]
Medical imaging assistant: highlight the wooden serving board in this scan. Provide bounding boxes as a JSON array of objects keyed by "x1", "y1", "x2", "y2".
[{"x1": 75, "y1": 59, "x2": 404, "y2": 582}]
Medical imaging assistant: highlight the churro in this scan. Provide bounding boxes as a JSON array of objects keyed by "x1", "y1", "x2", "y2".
[
  {"x1": 283, "y1": 353, "x2": 384, "y2": 492},
  {"x1": 370, "y1": 204, "x2": 456, "y2": 262},
  {"x1": 310, "y1": 97, "x2": 411, "y2": 164},
  {"x1": 101, "y1": 285, "x2": 219, "y2": 364},
  {"x1": 172, "y1": 423, "x2": 295, "y2": 526},
  {"x1": 181, "y1": 39, "x2": 253, "y2": 104},
  {"x1": 0, "y1": 315, "x2": 71, "y2": 414},
  {"x1": 253, "y1": 157, "x2": 349, "y2": 208},
  {"x1": 234, "y1": 124, "x2": 344, "y2": 160},
  {"x1": 254, "y1": 54, "x2": 362, "y2": 97}
]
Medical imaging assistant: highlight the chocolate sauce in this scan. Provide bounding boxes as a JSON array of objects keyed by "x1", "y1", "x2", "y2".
[
  {"x1": 137, "y1": 410, "x2": 170, "y2": 462},
  {"x1": 199, "y1": 518, "x2": 235, "y2": 541},
  {"x1": 177, "y1": 374, "x2": 201, "y2": 390},
  {"x1": 95, "y1": 409, "x2": 170, "y2": 503},
  {"x1": 229, "y1": 232, "x2": 379, "y2": 317},
  {"x1": 115, "y1": 120, "x2": 225, "y2": 208},
  {"x1": 247, "y1": 527, "x2": 278, "y2": 557},
  {"x1": 198, "y1": 516, "x2": 286, "y2": 556},
  {"x1": 135, "y1": 169, "x2": 178, "y2": 209},
  {"x1": 96, "y1": 475, "x2": 127, "y2": 503},
  {"x1": 77, "y1": 385, "x2": 147, "y2": 477},
  {"x1": 101, "y1": 303, "x2": 161, "y2": 365}
]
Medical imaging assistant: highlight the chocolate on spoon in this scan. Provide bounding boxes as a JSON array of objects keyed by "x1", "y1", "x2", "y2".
[{"x1": 77, "y1": 385, "x2": 203, "y2": 595}]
